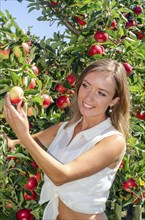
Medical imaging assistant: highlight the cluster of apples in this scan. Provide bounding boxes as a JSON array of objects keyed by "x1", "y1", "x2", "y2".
[{"x1": 9, "y1": 72, "x2": 76, "y2": 111}]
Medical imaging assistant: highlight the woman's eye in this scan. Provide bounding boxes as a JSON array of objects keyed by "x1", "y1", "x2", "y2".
[
  {"x1": 82, "y1": 83, "x2": 88, "y2": 88},
  {"x1": 98, "y1": 91, "x2": 106, "y2": 96}
]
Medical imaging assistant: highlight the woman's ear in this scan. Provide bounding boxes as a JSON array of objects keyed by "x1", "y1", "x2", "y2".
[{"x1": 111, "y1": 97, "x2": 120, "y2": 107}]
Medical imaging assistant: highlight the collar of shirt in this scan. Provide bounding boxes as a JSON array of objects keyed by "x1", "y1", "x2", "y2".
[{"x1": 65, "y1": 117, "x2": 112, "y2": 141}]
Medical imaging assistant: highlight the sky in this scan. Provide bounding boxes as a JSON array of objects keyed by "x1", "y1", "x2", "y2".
[{"x1": 0, "y1": 0, "x2": 66, "y2": 39}]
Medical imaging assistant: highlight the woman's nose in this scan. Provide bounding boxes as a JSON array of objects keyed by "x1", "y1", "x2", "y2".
[{"x1": 85, "y1": 90, "x2": 95, "y2": 101}]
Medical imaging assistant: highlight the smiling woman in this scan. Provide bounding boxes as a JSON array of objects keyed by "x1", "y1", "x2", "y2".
[
  {"x1": 3, "y1": 58, "x2": 131, "y2": 220},
  {"x1": 1, "y1": 0, "x2": 65, "y2": 39}
]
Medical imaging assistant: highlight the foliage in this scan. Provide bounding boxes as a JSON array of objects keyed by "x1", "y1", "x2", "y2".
[{"x1": 0, "y1": 0, "x2": 145, "y2": 219}]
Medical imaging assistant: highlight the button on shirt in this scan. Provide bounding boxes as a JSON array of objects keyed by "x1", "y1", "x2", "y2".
[{"x1": 39, "y1": 118, "x2": 125, "y2": 220}]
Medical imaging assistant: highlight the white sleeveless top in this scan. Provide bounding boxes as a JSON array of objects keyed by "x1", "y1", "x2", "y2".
[{"x1": 39, "y1": 118, "x2": 125, "y2": 220}]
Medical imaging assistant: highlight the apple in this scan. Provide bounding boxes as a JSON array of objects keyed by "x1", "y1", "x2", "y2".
[
  {"x1": 28, "y1": 78, "x2": 36, "y2": 90},
  {"x1": 125, "y1": 20, "x2": 136, "y2": 28},
  {"x1": 122, "y1": 178, "x2": 138, "y2": 192},
  {"x1": 56, "y1": 95, "x2": 70, "y2": 109},
  {"x1": 41, "y1": 94, "x2": 51, "y2": 108},
  {"x1": 24, "y1": 177, "x2": 38, "y2": 191},
  {"x1": 66, "y1": 74, "x2": 76, "y2": 86},
  {"x1": 75, "y1": 16, "x2": 86, "y2": 26},
  {"x1": 24, "y1": 190, "x2": 37, "y2": 200},
  {"x1": 100, "y1": 45, "x2": 105, "y2": 54},
  {"x1": 88, "y1": 45, "x2": 102, "y2": 56},
  {"x1": 30, "y1": 161, "x2": 38, "y2": 170},
  {"x1": 133, "y1": 6, "x2": 143, "y2": 15},
  {"x1": 5, "y1": 201, "x2": 13, "y2": 208},
  {"x1": 55, "y1": 83, "x2": 67, "y2": 93},
  {"x1": 13, "y1": 46, "x2": 22, "y2": 58},
  {"x1": 136, "y1": 111, "x2": 145, "y2": 120},
  {"x1": 22, "y1": 42, "x2": 30, "y2": 55},
  {"x1": 123, "y1": 62, "x2": 132, "y2": 75},
  {"x1": 50, "y1": 1, "x2": 57, "y2": 6},
  {"x1": 32, "y1": 172, "x2": 41, "y2": 182},
  {"x1": 119, "y1": 161, "x2": 124, "y2": 169},
  {"x1": 109, "y1": 19, "x2": 117, "y2": 30},
  {"x1": 94, "y1": 30, "x2": 109, "y2": 43},
  {"x1": 0, "y1": 49, "x2": 10, "y2": 59},
  {"x1": 32, "y1": 65, "x2": 39, "y2": 75},
  {"x1": 136, "y1": 31, "x2": 144, "y2": 40},
  {"x1": 16, "y1": 208, "x2": 31, "y2": 220},
  {"x1": 9, "y1": 86, "x2": 24, "y2": 105}
]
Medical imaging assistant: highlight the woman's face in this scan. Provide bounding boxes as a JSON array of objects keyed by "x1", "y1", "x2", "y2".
[{"x1": 78, "y1": 70, "x2": 120, "y2": 120}]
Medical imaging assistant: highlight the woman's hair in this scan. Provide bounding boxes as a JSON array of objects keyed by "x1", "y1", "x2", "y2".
[{"x1": 67, "y1": 58, "x2": 131, "y2": 138}]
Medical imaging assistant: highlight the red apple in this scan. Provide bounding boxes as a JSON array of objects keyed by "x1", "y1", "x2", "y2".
[
  {"x1": 28, "y1": 78, "x2": 36, "y2": 90},
  {"x1": 123, "y1": 178, "x2": 138, "y2": 192},
  {"x1": 75, "y1": 16, "x2": 86, "y2": 26},
  {"x1": 9, "y1": 86, "x2": 24, "y2": 105},
  {"x1": 50, "y1": 1, "x2": 57, "y2": 6},
  {"x1": 133, "y1": 6, "x2": 143, "y2": 15},
  {"x1": 55, "y1": 83, "x2": 67, "y2": 93},
  {"x1": 136, "y1": 111, "x2": 145, "y2": 120},
  {"x1": 125, "y1": 20, "x2": 136, "y2": 28},
  {"x1": 24, "y1": 177, "x2": 38, "y2": 191},
  {"x1": 30, "y1": 161, "x2": 38, "y2": 170},
  {"x1": 32, "y1": 65, "x2": 39, "y2": 75},
  {"x1": 88, "y1": 45, "x2": 102, "y2": 56},
  {"x1": 41, "y1": 94, "x2": 51, "y2": 108},
  {"x1": 123, "y1": 62, "x2": 132, "y2": 75},
  {"x1": 32, "y1": 172, "x2": 41, "y2": 182},
  {"x1": 66, "y1": 74, "x2": 76, "y2": 86},
  {"x1": 22, "y1": 42, "x2": 30, "y2": 55},
  {"x1": 94, "y1": 30, "x2": 109, "y2": 43},
  {"x1": 0, "y1": 49, "x2": 10, "y2": 59},
  {"x1": 136, "y1": 31, "x2": 144, "y2": 40},
  {"x1": 109, "y1": 19, "x2": 117, "y2": 30},
  {"x1": 16, "y1": 208, "x2": 31, "y2": 220},
  {"x1": 24, "y1": 190, "x2": 37, "y2": 200},
  {"x1": 119, "y1": 161, "x2": 124, "y2": 169},
  {"x1": 56, "y1": 95, "x2": 70, "y2": 109}
]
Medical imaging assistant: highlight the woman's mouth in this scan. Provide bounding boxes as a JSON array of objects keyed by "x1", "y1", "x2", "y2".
[{"x1": 82, "y1": 101, "x2": 94, "y2": 109}]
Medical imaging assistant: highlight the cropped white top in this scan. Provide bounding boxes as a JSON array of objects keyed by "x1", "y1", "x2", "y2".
[{"x1": 39, "y1": 118, "x2": 125, "y2": 220}]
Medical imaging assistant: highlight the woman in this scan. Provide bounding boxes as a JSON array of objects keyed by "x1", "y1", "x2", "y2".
[{"x1": 3, "y1": 58, "x2": 130, "y2": 220}]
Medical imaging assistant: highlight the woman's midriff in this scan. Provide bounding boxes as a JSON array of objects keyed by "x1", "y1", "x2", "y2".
[{"x1": 57, "y1": 199, "x2": 108, "y2": 220}]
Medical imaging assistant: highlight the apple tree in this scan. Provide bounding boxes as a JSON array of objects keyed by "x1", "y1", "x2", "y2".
[{"x1": 0, "y1": 0, "x2": 145, "y2": 219}]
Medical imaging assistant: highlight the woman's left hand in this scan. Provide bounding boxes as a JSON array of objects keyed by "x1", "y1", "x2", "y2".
[{"x1": 3, "y1": 93, "x2": 30, "y2": 143}]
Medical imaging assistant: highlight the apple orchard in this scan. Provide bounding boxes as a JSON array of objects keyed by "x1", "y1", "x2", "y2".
[{"x1": 0, "y1": 1, "x2": 145, "y2": 220}]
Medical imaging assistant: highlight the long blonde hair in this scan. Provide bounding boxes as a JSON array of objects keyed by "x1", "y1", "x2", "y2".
[{"x1": 67, "y1": 58, "x2": 131, "y2": 138}]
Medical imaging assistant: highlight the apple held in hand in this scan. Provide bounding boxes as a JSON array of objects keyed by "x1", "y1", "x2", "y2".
[
  {"x1": 24, "y1": 177, "x2": 38, "y2": 191},
  {"x1": 9, "y1": 86, "x2": 24, "y2": 105},
  {"x1": 56, "y1": 95, "x2": 70, "y2": 109}
]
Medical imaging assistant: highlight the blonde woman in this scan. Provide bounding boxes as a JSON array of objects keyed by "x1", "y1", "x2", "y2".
[{"x1": 3, "y1": 58, "x2": 130, "y2": 220}]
